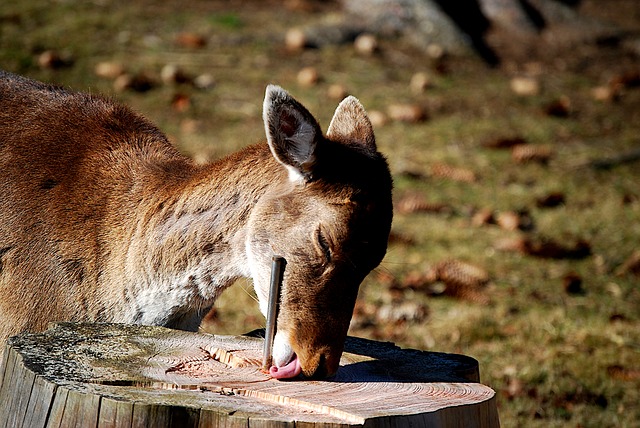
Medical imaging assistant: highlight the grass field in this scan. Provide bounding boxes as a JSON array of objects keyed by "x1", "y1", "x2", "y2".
[{"x1": 1, "y1": 1, "x2": 639, "y2": 426}]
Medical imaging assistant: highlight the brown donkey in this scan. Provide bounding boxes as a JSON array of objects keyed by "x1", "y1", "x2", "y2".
[{"x1": 0, "y1": 71, "x2": 392, "y2": 379}]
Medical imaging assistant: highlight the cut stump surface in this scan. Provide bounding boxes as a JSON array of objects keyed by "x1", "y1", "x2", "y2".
[{"x1": 0, "y1": 323, "x2": 499, "y2": 427}]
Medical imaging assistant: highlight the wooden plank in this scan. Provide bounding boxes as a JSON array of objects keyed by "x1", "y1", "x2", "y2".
[
  {"x1": 197, "y1": 408, "x2": 219, "y2": 428},
  {"x1": 199, "y1": 409, "x2": 250, "y2": 428},
  {"x1": 246, "y1": 417, "x2": 294, "y2": 428},
  {"x1": 297, "y1": 422, "x2": 351, "y2": 428},
  {"x1": 58, "y1": 389, "x2": 101, "y2": 428},
  {"x1": 23, "y1": 376, "x2": 58, "y2": 428},
  {"x1": 58, "y1": 389, "x2": 83, "y2": 427},
  {"x1": 46, "y1": 386, "x2": 70, "y2": 428},
  {"x1": 132, "y1": 402, "x2": 163, "y2": 428},
  {"x1": 98, "y1": 397, "x2": 134, "y2": 428},
  {"x1": 5, "y1": 359, "x2": 36, "y2": 428},
  {"x1": 166, "y1": 406, "x2": 200, "y2": 427},
  {"x1": 0, "y1": 343, "x2": 11, "y2": 385},
  {"x1": 131, "y1": 402, "x2": 200, "y2": 428},
  {"x1": 0, "y1": 346, "x2": 18, "y2": 427},
  {"x1": 97, "y1": 398, "x2": 119, "y2": 428}
]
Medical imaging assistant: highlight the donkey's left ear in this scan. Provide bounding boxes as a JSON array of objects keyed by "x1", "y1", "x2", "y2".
[
  {"x1": 263, "y1": 85, "x2": 321, "y2": 183},
  {"x1": 326, "y1": 96, "x2": 377, "y2": 154}
]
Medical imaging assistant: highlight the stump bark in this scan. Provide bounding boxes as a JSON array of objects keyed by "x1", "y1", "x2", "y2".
[{"x1": 0, "y1": 323, "x2": 499, "y2": 427}]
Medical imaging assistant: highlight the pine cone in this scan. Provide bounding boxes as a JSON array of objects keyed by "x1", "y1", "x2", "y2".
[
  {"x1": 430, "y1": 163, "x2": 477, "y2": 183},
  {"x1": 434, "y1": 259, "x2": 490, "y2": 304},
  {"x1": 511, "y1": 144, "x2": 553, "y2": 164},
  {"x1": 395, "y1": 193, "x2": 451, "y2": 215}
]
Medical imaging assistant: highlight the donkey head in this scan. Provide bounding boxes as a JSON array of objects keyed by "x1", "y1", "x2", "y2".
[{"x1": 246, "y1": 86, "x2": 393, "y2": 378}]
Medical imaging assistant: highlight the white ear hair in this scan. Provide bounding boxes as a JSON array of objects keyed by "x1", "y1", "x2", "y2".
[
  {"x1": 326, "y1": 96, "x2": 376, "y2": 153},
  {"x1": 263, "y1": 85, "x2": 320, "y2": 183}
]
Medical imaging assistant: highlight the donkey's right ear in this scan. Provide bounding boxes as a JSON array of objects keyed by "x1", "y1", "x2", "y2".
[{"x1": 263, "y1": 85, "x2": 321, "y2": 183}]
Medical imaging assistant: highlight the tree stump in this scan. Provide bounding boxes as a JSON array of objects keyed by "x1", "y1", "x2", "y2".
[{"x1": 0, "y1": 323, "x2": 499, "y2": 427}]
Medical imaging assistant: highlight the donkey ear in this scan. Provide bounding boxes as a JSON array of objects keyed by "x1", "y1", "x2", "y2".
[
  {"x1": 326, "y1": 96, "x2": 376, "y2": 153},
  {"x1": 263, "y1": 85, "x2": 321, "y2": 182}
]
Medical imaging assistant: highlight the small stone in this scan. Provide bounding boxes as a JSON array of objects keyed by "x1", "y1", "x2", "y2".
[
  {"x1": 496, "y1": 211, "x2": 521, "y2": 231},
  {"x1": 38, "y1": 50, "x2": 71, "y2": 69},
  {"x1": 471, "y1": 208, "x2": 494, "y2": 227},
  {"x1": 285, "y1": 28, "x2": 307, "y2": 51},
  {"x1": 367, "y1": 110, "x2": 388, "y2": 128},
  {"x1": 426, "y1": 43, "x2": 444, "y2": 59},
  {"x1": 410, "y1": 72, "x2": 432, "y2": 94},
  {"x1": 113, "y1": 73, "x2": 155, "y2": 93},
  {"x1": 592, "y1": 85, "x2": 618, "y2": 102},
  {"x1": 297, "y1": 66, "x2": 319, "y2": 87},
  {"x1": 510, "y1": 76, "x2": 540, "y2": 96},
  {"x1": 354, "y1": 33, "x2": 378, "y2": 55},
  {"x1": 327, "y1": 84, "x2": 348, "y2": 100},
  {"x1": 113, "y1": 74, "x2": 133, "y2": 92},
  {"x1": 193, "y1": 73, "x2": 215, "y2": 90},
  {"x1": 387, "y1": 103, "x2": 426, "y2": 123},
  {"x1": 94, "y1": 61, "x2": 125, "y2": 79},
  {"x1": 160, "y1": 64, "x2": 192, "y2": 85}
]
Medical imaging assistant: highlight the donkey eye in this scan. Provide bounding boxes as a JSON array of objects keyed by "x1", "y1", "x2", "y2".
[{"x1": 315, "y1": 227, "x2": 332, "y2": 263}]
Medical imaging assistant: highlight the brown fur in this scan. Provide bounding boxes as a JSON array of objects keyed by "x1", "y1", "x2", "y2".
[{"x1": 0, "y1": 71, "x2": 392, "y2": 378}]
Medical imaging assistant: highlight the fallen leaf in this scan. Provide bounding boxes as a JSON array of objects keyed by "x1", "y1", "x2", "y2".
[
  {"x1": 607, "y1": 365, "x2": 640, "y2": 381},
  {"x1": 171, "y1": 93, "x2": 191, "y2": 112},
  {"x1": 522, "y1": 237, "x2": 591, "y2": 259},
  {"x1": 545, "y1": 95, "x2": 571, "y2": 117},
  {"x1": 175, "y1": 32, "x2": 207, "y2": 48},
  {"x1": 562, "y1": 272, "x2": 584, "y2": 295},
  {"x1": 482, "y1": 136, "x2": 528, "y2": 149},
  {"x1": 536, "y1": 192, "x2": 565, "y2": 208},
  {"x1": 615, "y1": 250, "x2": 640, "y2": 276}
]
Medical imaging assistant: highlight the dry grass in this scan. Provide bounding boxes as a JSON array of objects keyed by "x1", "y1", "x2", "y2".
[{"x1": 2, "y1": 0, "x2": 639, "y2": 426}]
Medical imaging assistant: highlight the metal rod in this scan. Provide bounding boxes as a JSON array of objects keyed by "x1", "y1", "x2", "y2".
[{"x1": 262, "y1": 256, "x2": 286, "y2": 371}]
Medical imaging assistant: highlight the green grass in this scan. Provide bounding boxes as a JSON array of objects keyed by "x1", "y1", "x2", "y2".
[{"x1": 1, "y1": 0, "x2": 639, "y2": 426}]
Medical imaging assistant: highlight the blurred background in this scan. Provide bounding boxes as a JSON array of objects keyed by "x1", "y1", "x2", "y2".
[{"x1": 1, "y1": 0, "x2": 639, "y2": 426}]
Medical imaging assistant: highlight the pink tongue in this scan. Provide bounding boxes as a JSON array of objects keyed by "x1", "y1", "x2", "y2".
[{"x1": 269, "y1": 356, "x2": 302, "y2": 379}]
